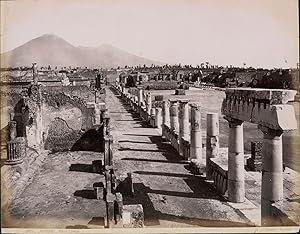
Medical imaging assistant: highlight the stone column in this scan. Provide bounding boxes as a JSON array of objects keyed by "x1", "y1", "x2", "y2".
[
  {"x1": 104, "y1": 135, "x2": 113, "y2": 166},
  {"x1": 259, "y1": 126, "x2": 284, "y2": 226},
  {"x1": 178, "y1": 100, "x2": 190, "y2": 155},
  {"x1": 162, "y1": 100, "x2": 170, "y2": 127},
  {"x1": 6, "y1": 137, "x2": 26, "y2": 165},
  {"x1": 138, "y1": 89, "x2": 144, "y2": 106},
  {"x1": 8, "y1": 120, "x2": 17, "y2": 141},
  {"x1": 32, "y1": 63, "x2": 38, "y2": 84},
  {"x1": 145, "y1": 92, "x2": 152, "y2": 115},
  {"x1": 190, "y1": 104, "x2": 202, "y2": 161},
  {"x1": 169, "y1": 100, "x2": 179, "y2": 132},
  {"x1": 155, "y1": 108, "x2": 162, "y2": 132},
  {"x1": 225, "y1": 117, "x2": 245, "y2": 203},
  {"x1": 206, "y1": 113, "x2": 219, "y2": 179}
]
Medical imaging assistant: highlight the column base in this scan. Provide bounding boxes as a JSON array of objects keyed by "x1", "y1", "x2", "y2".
[{"x1": 228, "y1": 179, "x2": 245, "y2": 203}]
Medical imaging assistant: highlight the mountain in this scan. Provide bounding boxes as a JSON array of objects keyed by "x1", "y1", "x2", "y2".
[{"x1": 1, "y1": 34, "x2": 162, "y2": 68}]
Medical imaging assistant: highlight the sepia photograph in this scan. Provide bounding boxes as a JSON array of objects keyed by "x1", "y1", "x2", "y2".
[{"x1": 0, "y1": 0, "x2": 299, "y2": 233}]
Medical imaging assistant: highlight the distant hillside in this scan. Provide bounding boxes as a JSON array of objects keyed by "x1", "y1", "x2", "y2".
[{"x1": 1, "y1": 34, "x2": 162, "y2": 68}]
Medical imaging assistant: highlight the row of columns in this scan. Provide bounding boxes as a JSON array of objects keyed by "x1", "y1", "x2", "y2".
[
  {"x1": 116, "y1": 84, "x2": 290, "y2": 226},
  {"x1": 162, "y1": 99, "x2": 219, "y2": 166},
  {"x1": 114, "y1": 84, "x2": 287, "y2": 225}
]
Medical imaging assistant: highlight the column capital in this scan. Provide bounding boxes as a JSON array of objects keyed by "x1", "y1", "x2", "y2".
[
  {"x1": 224, "y1": 116, "x2": 243, "y2": 126},
  {"x1": 258, "y1": 125, "x2": 283, "y2": 138},
  {"x1": 189, "y1": 103, "x2": 201, "y2": 110},
  {"x1": 179, "y1": 99, "x2": 190, "y2": 104},
  {"x1": 163, "y1": 100, "x2": 170, "y2": 106},
  {"x1": 8, "y1": 120, "x2": 17, "y2": 127},
  {"x1": 169, "y1": 99, "x2": 179, "y2": 104}
]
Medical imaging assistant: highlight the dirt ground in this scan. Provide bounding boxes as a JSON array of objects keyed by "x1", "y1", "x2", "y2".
[{"x1": 3, "y1": 151, "x2": 106, "y2": 229}]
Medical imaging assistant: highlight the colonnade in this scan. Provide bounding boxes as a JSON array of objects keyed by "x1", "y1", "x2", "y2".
[{"x1": 113, "y1": 83, "x2": 298, "y2": 226}]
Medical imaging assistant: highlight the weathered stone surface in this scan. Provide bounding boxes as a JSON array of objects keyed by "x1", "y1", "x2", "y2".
[
  {"x1": 224, "y1": 88, "x2": 297, "y2": 104},
  {"x1": 122, "y1": 204, "x2": 144, "y2": 228},
  {"x1": 175, "y1": 89, "x2": 185, "y2": 95},
  {"x1": 221, "y1": 88, "x2": 298, "y2": 130}
]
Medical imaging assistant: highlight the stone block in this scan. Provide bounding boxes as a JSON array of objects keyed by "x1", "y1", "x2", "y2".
[
  {"x1": 154, "y1": 95, "x2": 163, "y2": 101},
  {"x1": 92, "y1": 160, "x2": 103, "y2": 173},
  {"x1": 122, "y1": 204, "x2": 144, "y2": 228},
  {"x1": 175, "y1": 89, "x2": 185, "y2": 95},
  {"x1": 93, "y1": 182, "x2": 105, "y2": 200}
]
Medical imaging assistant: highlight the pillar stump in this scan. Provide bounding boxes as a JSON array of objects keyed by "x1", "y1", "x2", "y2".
[{"x1": 225, "y1": 117, "x2": 245, "y2": 203}]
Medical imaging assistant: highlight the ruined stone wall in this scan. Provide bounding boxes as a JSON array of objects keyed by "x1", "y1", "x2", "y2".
[
  {"x1": 42, "y1": 86, "x2": 96, "y2": 103},
  {"x1": 40, "y1": 87, "x2": 101, "y2": 152}
]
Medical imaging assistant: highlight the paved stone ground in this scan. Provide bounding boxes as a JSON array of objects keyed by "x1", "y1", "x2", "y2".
[{"x1": 108, "y1": 87, "x2": 252, "y2": 227}]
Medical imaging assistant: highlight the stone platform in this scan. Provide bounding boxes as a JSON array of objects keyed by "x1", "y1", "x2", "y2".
[{"x1": 209, "y1": 153, "x2": 300, "y2": 226}]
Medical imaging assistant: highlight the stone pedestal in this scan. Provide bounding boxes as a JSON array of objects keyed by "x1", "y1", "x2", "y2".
[
  {"x1": 206, "y1": 113, "x2": 219, "y2": 179},
  {"x1": 178, "y1": 100, "x2": 190, "y2": 156},
  {"x1": 190, "y1": 104, "x2": 202, "y2": 161},
  {"x1": 6, "y1": 137, "x2": 26, "y2": 165},
  {"x1": 162, "y1": 100, "x2": 170, "y2": 127},
  {"x1": 226, "y1": 117, "x2": 245, "y2": 203},
  {"x1": 259, "y1": 126, "x2": 284, "y2": 226},
  {"x1": 169, "y1": 100, "x2": 179, "y2": 133}
]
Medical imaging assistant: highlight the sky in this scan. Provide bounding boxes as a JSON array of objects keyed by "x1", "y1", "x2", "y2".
[{"x1": 1, "y1": 0, "x2": 299, "y2": 68}]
